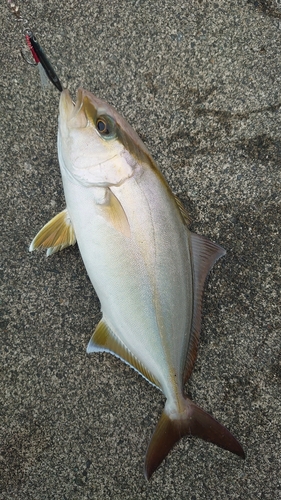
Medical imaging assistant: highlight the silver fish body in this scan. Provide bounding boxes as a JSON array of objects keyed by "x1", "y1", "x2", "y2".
[{"x1": 30, "y1": 88, "x2": 244, "y2": 478}]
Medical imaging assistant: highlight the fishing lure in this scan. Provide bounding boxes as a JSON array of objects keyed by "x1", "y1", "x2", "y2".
[
  {"x1": 7, "y1": 0, "x2": 63, "y2": 92},
  {"x1": 24, "y1": 31, "x2": 63, "y2": 92}
]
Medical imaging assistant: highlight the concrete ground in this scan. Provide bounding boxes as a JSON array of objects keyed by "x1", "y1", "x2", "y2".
[{"x1": 1, "y1": 0, "x2": 280, "y2": 498}]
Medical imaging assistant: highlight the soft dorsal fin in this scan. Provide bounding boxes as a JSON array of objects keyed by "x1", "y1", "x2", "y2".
[
  {"x1": 174, "y1": 195, "x2": 191, "y2": 226},
  {"x1": 184, "y1": 232, "x2": 226, "y2": 382},
  {"x1": 87, "y1": 319, "x2": 161, "y2": 389},
  {"x1": 97, "y1": 189, "x2": 130, "y2": 238},
  {"x1": 29, "y1": 209, "x2": 76, "y2": 256}
]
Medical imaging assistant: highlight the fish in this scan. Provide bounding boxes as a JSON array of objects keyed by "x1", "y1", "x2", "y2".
[{"x1": 30, "y1": 88, "x2": 245, "y2": 479}]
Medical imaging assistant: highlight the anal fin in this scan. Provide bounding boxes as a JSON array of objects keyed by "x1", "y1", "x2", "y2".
[
  {"x1": 87, "y1": 319, "x2": 161, "y2": 389},
  {"x1": 29, "y1": 209, "x2": 76, "y2": 256}
]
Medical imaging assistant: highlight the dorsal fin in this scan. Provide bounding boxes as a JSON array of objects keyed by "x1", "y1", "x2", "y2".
[
  {"x1": 29, "y1": 209, "x2": 76, "y2": 256},
  {"x1": 174, "y1": 195, "x2": 192, "y2": 226},
  {"x1": 87, "y1": 319, "x2": 161, "y2": 389},
  {"x1": 184, "y1": 232, "x2": 226, "y2": 382}
]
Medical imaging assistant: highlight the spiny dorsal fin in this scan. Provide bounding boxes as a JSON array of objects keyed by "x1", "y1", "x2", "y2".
[
  {"x1": 174, "y1": 195, "x2": 191, "y2": 226},
  {"x1": 87, "y1": 319, "x2": 161, "y2": 389},
  {"x1": 29, "y1": 209, "x2": 76, "y2": 256},
  {"x1": 97, "y1": 189, "x2": 130, "y2": 238},
  {"x1": 184, "y1": 232, "x2": 226, "y2": 382}
]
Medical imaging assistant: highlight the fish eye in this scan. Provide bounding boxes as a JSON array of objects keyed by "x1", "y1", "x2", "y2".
[
  {"x1": 96, "y1": 118, "x2": 109, "y2": 135},
  {"x1": 95, "y1": 114, "x2": 116, "y2": 140}
]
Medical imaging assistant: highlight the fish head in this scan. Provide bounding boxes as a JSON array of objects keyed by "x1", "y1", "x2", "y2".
[{"x1": 58, "y1": 88, "x2": 152, "y2": 187}]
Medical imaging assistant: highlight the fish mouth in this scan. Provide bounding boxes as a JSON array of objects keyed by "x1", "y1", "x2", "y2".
[
  {"x1": 59, "y1": 89, "x2": 74, "y2": 119},
  {"x1": 72, "y1": 88, "x2": 84, "y2": 117},
  {"x1": 59, "y1": 88, "x2": 88, "y2": 128}
]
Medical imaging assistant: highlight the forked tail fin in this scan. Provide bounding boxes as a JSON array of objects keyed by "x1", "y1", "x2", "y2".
[{"x1": 144, "y1": 398, "x2": 245, "y2": 480}]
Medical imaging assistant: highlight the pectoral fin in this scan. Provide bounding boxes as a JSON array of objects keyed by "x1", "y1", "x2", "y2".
[
  {"x1": 97, "y1": 189, "x2": 130, "y2": 238},
  {"x1": 29, "y1": 209, "x2": 76, "y2": 256},
  {"x1": 87, "y1": 319, "x2": 160, "y2": 389}
]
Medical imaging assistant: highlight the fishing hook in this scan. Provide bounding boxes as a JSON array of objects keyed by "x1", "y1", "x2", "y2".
[{"x1": 20, "y1": 33, "x2": 38, "y2": 66}]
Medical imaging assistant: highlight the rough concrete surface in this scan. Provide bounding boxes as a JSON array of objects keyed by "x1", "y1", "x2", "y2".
[{"x1": 1, "y1": 0, "x2": 280, "y2": 498}]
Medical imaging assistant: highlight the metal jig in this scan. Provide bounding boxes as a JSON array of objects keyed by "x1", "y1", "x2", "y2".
[
  {"x1": 25, "y1": 31, "x2": 63, "y2": 91},
  {"x1": 7, "y1": 0, "x2": 63, "y2": 92}
]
